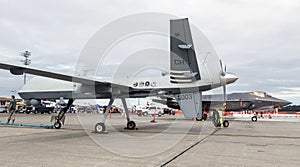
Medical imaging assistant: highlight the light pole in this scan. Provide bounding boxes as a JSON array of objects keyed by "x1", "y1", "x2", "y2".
[{"x1": 20, "y1": 51, "x2": 31, "y2": 84}]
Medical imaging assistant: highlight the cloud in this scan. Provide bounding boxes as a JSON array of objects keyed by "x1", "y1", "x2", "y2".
[{"x1": 271, "y1": 87, "x2": 300, "y2": 104}]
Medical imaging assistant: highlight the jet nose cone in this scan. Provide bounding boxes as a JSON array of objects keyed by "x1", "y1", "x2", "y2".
[
  {"x1": 273, "y1": 98, "x2": 292, "y2": 108},
  {"x1": 221, "y1": 73, "x2": 238, "y2": 85},
  {"x1": 280, "y1": 100, "x2": 292, "y2": 106}
]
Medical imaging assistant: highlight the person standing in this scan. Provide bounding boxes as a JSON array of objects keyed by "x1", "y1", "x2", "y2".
[
  {"x1": 218, "y1": 103, "x2": 226, "y2": 127},
  {"x1": 132, "y1": 105, "x2": 136, "y2": 113},
  {"x1": 7, "y1": 95, "x2": 17, "y2": 124}
]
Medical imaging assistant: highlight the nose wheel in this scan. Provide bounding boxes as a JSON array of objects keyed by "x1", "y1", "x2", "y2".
[{"x1": 251, "y1": 116, "x2": 257, "y2": 122}]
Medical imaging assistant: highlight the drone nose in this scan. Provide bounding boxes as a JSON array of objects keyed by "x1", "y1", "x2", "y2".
[{"x1": 222, "y1": 73, "x2": 238, "y2": 85}]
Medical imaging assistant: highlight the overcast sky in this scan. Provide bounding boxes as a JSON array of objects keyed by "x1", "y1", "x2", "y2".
[{"x1": 0, "y1": 0, "x2": 300, "y2": 104}]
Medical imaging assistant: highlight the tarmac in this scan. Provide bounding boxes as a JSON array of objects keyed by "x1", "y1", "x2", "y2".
[{"x1": 0, "y1": 113, "x2": 300, "y2": 167}]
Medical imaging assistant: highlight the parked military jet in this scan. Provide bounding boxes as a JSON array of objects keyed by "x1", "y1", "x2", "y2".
[
  {"x1": 0, "y1": 18, "x2": 238, "y2": 132},
  {"x1": 153, "y1": 91, "x2": 291, "y2": 122},
  {"x1": 204, "y1": 91, "x2": 291, "y2": 111}
]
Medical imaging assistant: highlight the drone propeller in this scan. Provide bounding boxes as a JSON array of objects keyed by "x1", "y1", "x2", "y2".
[
  {"x1": 219, "y1": 59, "x2": 227, "y2": 76},
  {"x1": 219, "y1": 59, "x2": 227, "y2": 101}
]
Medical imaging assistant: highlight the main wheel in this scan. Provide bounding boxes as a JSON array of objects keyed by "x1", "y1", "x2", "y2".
[
  {"x1": 195, "y1": 117, "x2": 202, "y2": 121},
  {"x1": 143, "y1": 112, "x2": 148, "y2": 116},
  {"x1": 251, "y1": 116, "x2": 258, "y2": 122},
  {"x1": 54, "y1": 120, "x2": 62, "y2": 129},
  {"x1": 95, "y1": 123, "x2": 106, "y2": 133},
  {"x1": 127, "y1": 121, "x2": 136, "y2": 130},
  {"x1": 223, "y1": 120, "x2": 229, "y2": 127}
]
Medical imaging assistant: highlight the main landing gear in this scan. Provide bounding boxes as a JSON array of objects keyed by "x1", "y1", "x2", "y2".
[
  {"x1": 54, "y1": 99, "x2": 74, "y2": 129},
  {"x1": 94, "y1": 97, "x2": 137, "y2": 133},
  {"x1": 211, "y1": 110, "x2": 229, "y2": 128},
  {"x1": 195, "y1": 113, "x2": 208, "y2": 121}
]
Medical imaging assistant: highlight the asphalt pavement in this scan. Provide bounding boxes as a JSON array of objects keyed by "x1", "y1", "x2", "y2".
[{"x1": 0, "y1": 113, "x2": 299, "y2": 167}]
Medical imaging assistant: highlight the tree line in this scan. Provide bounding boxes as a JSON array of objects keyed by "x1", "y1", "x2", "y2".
[{"x1": 279, "y1": 105, "x2": 300, "y2": 112}]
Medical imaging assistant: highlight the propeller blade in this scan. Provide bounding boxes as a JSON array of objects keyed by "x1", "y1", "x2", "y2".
[
  {"x1": 219, "y1": 59, "x2": 223, "y2": 71},
  {"x1": 219, "y1": 60, "x2": 225, "y2": 76}
]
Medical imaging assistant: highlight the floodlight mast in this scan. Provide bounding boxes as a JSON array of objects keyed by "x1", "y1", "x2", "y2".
[{"x1": 20, "y1": 51, "x2": 31, "y2": 84}]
